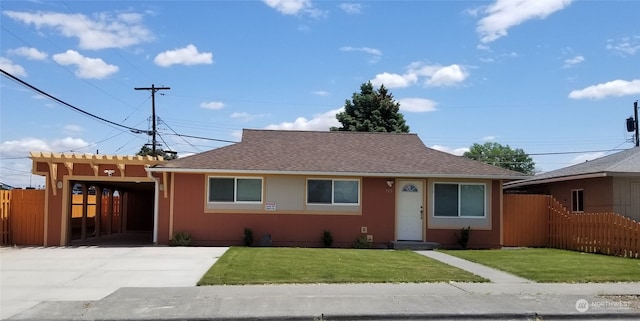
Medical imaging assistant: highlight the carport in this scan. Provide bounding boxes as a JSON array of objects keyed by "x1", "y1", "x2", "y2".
[{"x1": 30, "y1": 152, "x2": 165, "y2": 246}]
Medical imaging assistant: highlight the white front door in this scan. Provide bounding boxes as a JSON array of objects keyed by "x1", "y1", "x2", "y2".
[{"x1": 396, "y1": 180, "x2": 424, "y2": 241}]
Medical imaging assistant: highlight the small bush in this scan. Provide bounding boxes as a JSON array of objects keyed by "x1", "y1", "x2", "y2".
[
  {"x1": 170, "y1": 232, "x2": 193, "y2": 246},
  {"x1": 456, "y1": 226, "x2": 471, "y2": 249},
  {"x1": 243, "y1": 227, "x2": 254, "y2": 246},
  {"x1": 352, "y1": 235, "x2": 370, "y2": 249},
  {"x1": 321, "y1": 230, "x2": 333, "y2": 248}
]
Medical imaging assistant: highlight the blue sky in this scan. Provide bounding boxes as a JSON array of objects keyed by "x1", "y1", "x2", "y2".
[{"x1": 1, "y1": 0, "x2": 639, "y2": 188}]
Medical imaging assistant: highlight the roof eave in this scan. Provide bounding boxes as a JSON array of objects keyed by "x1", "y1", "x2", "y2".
[
  {"x1": 504, "y1": 172, "x2": 608, "y2": 188},
  {"x1": 146, "y1": 167, "x2": 526, "y2": 180}
]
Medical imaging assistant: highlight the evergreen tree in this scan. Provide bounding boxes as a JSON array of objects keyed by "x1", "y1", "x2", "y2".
[{"x1": 331, "y1": 82, "x2": 409, "y2": 133}]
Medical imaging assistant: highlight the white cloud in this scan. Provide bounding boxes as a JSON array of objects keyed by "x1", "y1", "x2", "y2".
[
  {"x1": 371, "y1": 72, "x2": 417, "y2": 89},
  {"x1": 3, "y1": 10, "x2": 152, "y2": 50},
  {"x1": 0, "y1": 137, "x2": 91, "y2": 188},
  {"x1": 63, "y1": 125, "x2": 84, "y2": 133},
  {"x1": 563, "y1": 55, "x2": 584, "y2": 68},
  {"x1": 230, "y1": 112, "x2": 267, "y2": 122},
  {"x1": 312, "y1": 90, "x2": 330, "y2": 96},
  {"x1": 372, "y1": 63, "x2": 469, "y2": 89},
  {"x1": 200, "y1": 101, "x2": 225, "y2": 110},
  {"x1": 263, "y1": 0, "x2": 310, "y2": 15},
  {"x1": 482, "y1": 136, "x2": 497, "y2": 141},
  {"x1": 265, "y1": 108, "x2": 341, "y2": 131},
  {"x1": 430, "y1": 145, "x2": 469, "y2": 156},
  {"x1": 397, "y1": 98, "x2": 437, "y2": 113},
  {"x1": 568, "y1": 79, "x2": 640, "y2": 100},
  {"x1": 476, "y1": 0, "x2": 573, "y2": 43},
  {"x1": 606, "y1": 35, "x2": 640, "y2": 56},
  {"x1": 154, "y1": 44, "x2": 213, "y2": 67},
  {"x1": 52, "y1": 50, "x2": 118, "y2": 79},
  {"x1": 231, "y1": 130, "x2": 243, "y2": 141},
  {"x1": 0, "y1": 57, "x2": 27, "y2": 77},
  {"x1": 340, "y1": 46, "x2": 382, "y2": 63},
  {"x1": 570, "y1": 152, "x2": 605, "y2": 165},
  {"x1": 0, "y1": 137, "x2": 90, "y2": 157},
  {"x1": 477, "y1": 44, "x2": 491, "y2": 51},
  {"x1": 425, "y1": 64, "x2": 469, "y2": 87},
  {"x1": 339, "y1": 3, "x2": 362, "y2": 14},
  {"x1": 8, "y1": 47, "x2": 48, "y2": 60}
]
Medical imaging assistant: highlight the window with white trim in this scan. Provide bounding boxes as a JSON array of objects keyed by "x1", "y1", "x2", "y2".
[
  {"x1": 433, "y1": 183, "x2": 485, "y2": 217},
  {"x1": 208, "y1": 177, "x2": 262, "y2": 203},
  {"x1": 571, "y1": 189, "x2": 584, "y2": 212},
  {"x1": 307, "y1": 179, "x2": 359, "y2": 205}
]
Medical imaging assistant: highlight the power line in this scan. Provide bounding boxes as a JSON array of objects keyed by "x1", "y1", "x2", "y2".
[
  {"x1": 527, "y1": 149, "x2": 628, "y2": 156},
  {"x1": 163, "y1": 133, "x2": 237, "y2": 144},
  {"x1": 1, "y1": 68, "x2": 150, "y2": 135},
  {"x1": 158, "y1": 117, "x2": 202, "y2": 153}
]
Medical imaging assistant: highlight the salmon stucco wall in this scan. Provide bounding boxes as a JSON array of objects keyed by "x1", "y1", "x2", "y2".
[
  {"x1": 425, "y1": 180, "x2": 502, "y2": 249},
  {"x1": 162, "y1": 174, "x2": 396, "y2": 247},
  {"x1": 155, "y1": 172, "x2": 172, "y2": 245},
  {"x1": 37, "y1": 162, "x2": 69, "y2": 246},
  {"x1": 547, "y1": 177, "x2": 614, "y2": 213}
]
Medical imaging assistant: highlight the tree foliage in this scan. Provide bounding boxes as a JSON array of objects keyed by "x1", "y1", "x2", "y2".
[
  {"x1": 331, "y1": 82, "x2": 409, "y2": 133},
  {"x1": 463, "y1": 142, "x2": 535, "y2": 175},
  {"x1": 136, "y1": 145, "x2": 178, "y2": 160}
]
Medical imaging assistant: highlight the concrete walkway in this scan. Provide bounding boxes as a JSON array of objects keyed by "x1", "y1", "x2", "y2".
[
  {"x1": 416, "y1": 250, "x2": 533, "y2": 283},
  {"x1": 0, "y1": 246, "x2": 229, "y2": 320}
]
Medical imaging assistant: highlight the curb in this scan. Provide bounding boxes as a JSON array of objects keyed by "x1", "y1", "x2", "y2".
[{"x1": 21, "y1": 312, "x2": 640, "y2": 321}]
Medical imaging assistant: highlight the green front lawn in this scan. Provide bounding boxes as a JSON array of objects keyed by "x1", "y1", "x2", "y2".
[
  {"x1": 441, "y1": 248, "x2": 640, "y2": 283},
  {"x1": 198, "y1": 247, "x2": 487, "y2": 285}
]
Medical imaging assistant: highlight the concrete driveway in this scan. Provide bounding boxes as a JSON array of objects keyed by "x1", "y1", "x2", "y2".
[{"x1": 0, "y1": 246, "x2": 228, "y2": 319}]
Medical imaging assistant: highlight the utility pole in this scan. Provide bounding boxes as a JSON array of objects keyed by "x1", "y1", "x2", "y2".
[
  {"x1": 134, "y1": 84, "x2": 170, "y2": 158},
  {"x1": 635, "y1": 101, "x2": 639, "y2": 147}
]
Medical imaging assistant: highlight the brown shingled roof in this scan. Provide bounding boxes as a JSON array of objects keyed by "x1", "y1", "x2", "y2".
[{"x1": 152, "y1": 129, "x2": 526, "y2": 179}]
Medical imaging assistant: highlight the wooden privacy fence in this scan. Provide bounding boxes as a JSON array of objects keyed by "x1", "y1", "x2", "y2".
[
  {"x1": 1, "y1": 190, "x2": 123, "y2": 246},
  {"x1": 0, "y1": 189, "x2": 45, "y2": 246},
  {"x1": 503, "y1": 194, "x2": 550, "y2": 247},
  {"x1": 503, "y1": 194, "x2": 640, "y2": 258},
  {"x1": 548, "y1": 197, "x2": 640, "y2": 258}
]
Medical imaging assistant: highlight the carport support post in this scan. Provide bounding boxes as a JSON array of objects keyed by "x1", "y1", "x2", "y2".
[
  {"x1": 95, "y1": 186, "x2": 102, "y2": 237},
  {"x1": 107, "y1": 189, "x2": 113, "y2": 235},
  {"x1": 81, "y1": 188, "x2": 88, "y2": 240},
  {"x1": 119, "y1": 191, "x2": 126, "y2": 234}
]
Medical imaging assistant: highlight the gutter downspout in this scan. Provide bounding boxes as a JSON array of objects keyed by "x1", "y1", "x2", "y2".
[{"x1": 146, "y1": 167, "x2": 160, "y2": 244}]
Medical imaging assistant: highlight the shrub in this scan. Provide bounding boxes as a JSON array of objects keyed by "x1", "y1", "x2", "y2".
[
  {"x1": 456, "y1": 226, "x2": 471, "y2": 249},
  {"x1": 243, "y1": 227, "x2": 254, "y2": 246},
  {"x1": 170, "y1": 232, "x2": 193, "y2": 247},
  {"x1": 321, "y1": 230, "x2": 333, "y2": 248},
  {"x1": 352, "y1": 235, "x2": 370, "y2": 249}
]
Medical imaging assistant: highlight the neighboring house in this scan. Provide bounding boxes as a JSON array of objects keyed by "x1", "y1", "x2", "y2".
[
  {"x1": 148, "y1": 129, "x2": 525, "y2": 248},
  {"x1": 505, "y1": 147, "x2": 640, "y2": 221},
  {"x1": 0, "y1": 182, "x2": 14, "y2": 190}
]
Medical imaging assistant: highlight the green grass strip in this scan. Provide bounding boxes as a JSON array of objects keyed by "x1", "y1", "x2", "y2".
[
  {"x1": 442, "y1": 248, "x2": 640, "y2": 283},
  {"x1": 199, "y1": 247, "x2": 487, "y2": 285}
]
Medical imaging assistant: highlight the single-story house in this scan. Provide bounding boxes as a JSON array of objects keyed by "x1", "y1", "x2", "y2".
[
  {"x1": 504, "y1": 147, "x2": 640, "y2": 221},
  {"x1": 148, "y1": 129, "x2": 525, "y2": 248}
]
